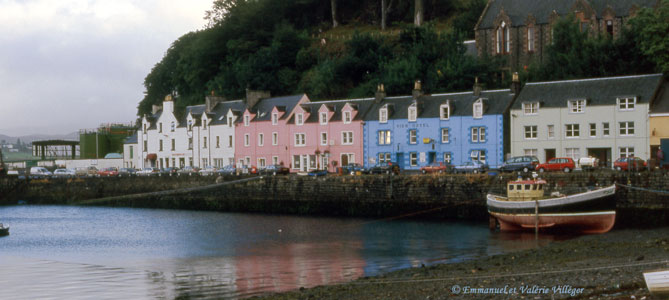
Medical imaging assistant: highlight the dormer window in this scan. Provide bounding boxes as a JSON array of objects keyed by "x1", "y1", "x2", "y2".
[
  {"x1": 408, "y1": 104, "x2": 417, "y2": 122},
  {"x1": 568, "y1": 100, "x2": 586, "y2": 113},
  {"x1": 244, "y1": 115, "x2": 250, "y2": 126},
  {"x1": 379, "y1": 107, "x2": 388, "y2": 123},
  {"x1": 143, "y1": 123, "x2": 147, "y2": 132},
  {"x1": 187, "y1": 120, "x2": 193, "y2": 131},
  {"x1": 228, "y1": 117, "x2": 233, "y2": 127},
  {"x1": 618, "y1": 97, "x2": 636, "y2": 111},
  {"x1": 440, "y1": 103, "x2": 450, "y2": 120},
  {"x1": 296, "y1": 113, "x2": 304, "y2": 125},
  {"x1": 523, "y1": 102, "x2": 539, "y2": 115},
  {"x1": 203, "y1": 119, "x2": 207, "y2": 129},
  {"x1": 473, "y1": 100, "x2": 483, "y2": 119},
  {"x1": 343, "y1": 111, "x2": 352, "y2": 124},
  {"x1": 170, "y1": 121, "x2": 175, "y2": 132},
  {"x1": 271, "y1": 112, "x2": 278, "y2": 125},
  {"x1": 320, "y1": 112, "x2": 328, "y2": 125}
]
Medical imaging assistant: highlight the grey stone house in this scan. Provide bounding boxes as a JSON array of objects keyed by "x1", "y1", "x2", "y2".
[
  {"x1": 510, "y1": 74, "x2": 664, "y2": 167},
  {"x1": 474, "y1": 0, "x2": 658, "y2": 71}
]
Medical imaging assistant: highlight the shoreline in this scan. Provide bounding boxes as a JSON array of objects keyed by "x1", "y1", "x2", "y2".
[{"x1": 254, "y1": 227, "x2": 669, "y2": 299}]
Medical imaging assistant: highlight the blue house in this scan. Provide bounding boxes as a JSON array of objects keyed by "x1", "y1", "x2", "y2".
[{"x1": 363, "y1": 79, "x2": 519, "y2": 170}]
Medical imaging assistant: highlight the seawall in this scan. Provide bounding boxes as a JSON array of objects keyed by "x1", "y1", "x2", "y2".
[{"x1": 1, "y1": 171, "x2": 668, "y2": 228}]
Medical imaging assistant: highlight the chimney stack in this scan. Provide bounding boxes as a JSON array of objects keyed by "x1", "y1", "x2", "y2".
[
  {"x1": 245, "y1": 89, "x2": 271, "y2": 110},
  {"x1": 412, "y1": 80, "x2": 423, "y2": 100},
  {"x1": 473, "y1": 77, "x2": 483, "y2": 96},
  {"x1": 205, "y1": 90, "x2": 226, "y2": 113},
  {"x1": 162, "y1": 94, "x2": 174, "y2": 114},
  {"x1": 511, "y1": 72, "x2": 521, "y2": 95},
  {"x1": 375, "y1": 83, "x2": 386, "y2": 103}
]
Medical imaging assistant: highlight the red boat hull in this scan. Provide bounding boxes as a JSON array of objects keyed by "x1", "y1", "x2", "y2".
[{"x1": 491, "y1": 212, "x2": 616, "y2": 234}]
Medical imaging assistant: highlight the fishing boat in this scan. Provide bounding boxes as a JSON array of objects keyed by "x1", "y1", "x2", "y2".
[
  {"x1": 487, "y1": 175, "x2": 616, "y2": 234},
  {"x1": 0, "y1": 223, "x2": 8, "y2": 236},
  {"x1": 644, "y1": 269, "x2": 669, "y2": 298}
]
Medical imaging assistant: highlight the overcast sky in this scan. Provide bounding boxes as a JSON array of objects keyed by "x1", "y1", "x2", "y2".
[{"x1": 0, "y1": 0, "x2": 212, "y2": 137}]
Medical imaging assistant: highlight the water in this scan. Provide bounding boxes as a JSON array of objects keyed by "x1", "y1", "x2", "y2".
[{"x1": 0, "y1": 205, "x2": 550, "y2": 299}]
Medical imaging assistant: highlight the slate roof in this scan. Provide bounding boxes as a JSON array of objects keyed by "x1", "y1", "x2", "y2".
[
  {"x1": 250, "y1": 94, "x2": 305, "y2": 122},
  {"x1": 210, "y1": 100, "x2": 245, "y2": 125},
  {"x1": 476, "y1": 0, "x2": 657, "y2": 29},
  {"x1": 296, "y1": 99, "x2": 376, "y2": 124},
  {"x1": 650, "y1": 78, "x2": 669, "y2": 114},
  {"x1": 363, "y1": 89, "x2": 516, "y2": 121},
  {"x1": 512, "y1": 74, "x2": 663, "y2": 110}
]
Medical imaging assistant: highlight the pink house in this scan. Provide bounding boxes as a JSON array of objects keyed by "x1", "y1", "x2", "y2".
[
  {"x1": 287, "y1": 99, "x2": 372, "y2": 172},
  {"x1": 235, "y1": 94, "x2": 309, "y2": 169}
]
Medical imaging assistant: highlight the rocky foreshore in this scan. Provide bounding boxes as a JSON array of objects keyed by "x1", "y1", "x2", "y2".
[{"x1": 255, "y1": 227, "x2": 669, "y2": 299}]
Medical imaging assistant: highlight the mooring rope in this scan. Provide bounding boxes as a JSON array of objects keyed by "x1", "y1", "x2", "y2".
[
  {"x1": 616, "y1": 183, "x2": 669, "y2": 195},
  {"x1": 74, "y1": 176, "x2": 264, "y2": 205}
]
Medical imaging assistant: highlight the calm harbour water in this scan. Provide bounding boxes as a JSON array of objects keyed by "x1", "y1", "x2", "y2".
[{"x1": 0, "y1": 205, "x2": 552, "y2": 299}]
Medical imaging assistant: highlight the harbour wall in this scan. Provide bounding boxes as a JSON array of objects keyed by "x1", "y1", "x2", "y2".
[{"x1": 1, "y1": 171, "x2": 668, "y2": 228}]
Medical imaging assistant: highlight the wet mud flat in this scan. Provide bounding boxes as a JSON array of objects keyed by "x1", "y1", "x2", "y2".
[{"x1": 255, "y1": 228, "x2": 669, "y2": 299}]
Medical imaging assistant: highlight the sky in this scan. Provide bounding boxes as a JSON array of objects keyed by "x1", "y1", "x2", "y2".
[{"x1": 0, "y1": 0, "x2": 212, "y2": 137}]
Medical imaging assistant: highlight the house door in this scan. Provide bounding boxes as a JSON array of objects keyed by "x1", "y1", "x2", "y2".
[
  {"x1": 428, "y1": 152, "x2": 436, "y2": 164},
  {"x1": 396, "y1": 153, "x2": 405, "y2": 169},
  {"x1": 341, "y1": 154, "x2": 349, "y2": 166},
  {"x1": 545, "y1": 149, "x2": 556, "y2": 162},
  {"x1": 301, "y1": 155, "x2": 308, "y2": 172},
  {"x1": 587, "y1": 148, "x2": 611, "y2": 168}
]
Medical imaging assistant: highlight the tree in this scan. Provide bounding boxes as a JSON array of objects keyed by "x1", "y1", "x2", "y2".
[
  {"x1": 381, "y1": 0, "x2": 396, "y2": 30},
  {"x1": 331, "y1": 0, "x2": 339, "y2": 28},
  {"x1": 204, "y1": 0, "x2": 245, "y2": 28},
  {"x1": 628, "y1": 0, "x2": 669, "y2": 72},
  {"x1": 414, "y1": 0, "x2": 424, "y2": 26}
]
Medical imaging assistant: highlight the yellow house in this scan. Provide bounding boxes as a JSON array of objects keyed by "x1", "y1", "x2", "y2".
[{"x1": 649, "y1": 77, "x2": 669, "y2": 165}]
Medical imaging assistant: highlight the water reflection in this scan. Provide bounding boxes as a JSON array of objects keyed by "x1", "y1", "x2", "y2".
[{"x1": 0, "y1": 206, "x2": 547, "y2": 299}]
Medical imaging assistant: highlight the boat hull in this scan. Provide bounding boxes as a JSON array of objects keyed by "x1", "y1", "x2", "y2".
[
  {"x1": 0, "y1": 227, "x2": 8, "y2": 237},
  {"x1": 487, "y1": 185, "x2": 616, "y2": 234}
]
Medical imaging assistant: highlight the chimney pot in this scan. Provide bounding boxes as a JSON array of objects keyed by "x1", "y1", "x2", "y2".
[{"x1": 375, "y1": 83, "x2": 387, "y2": 103}]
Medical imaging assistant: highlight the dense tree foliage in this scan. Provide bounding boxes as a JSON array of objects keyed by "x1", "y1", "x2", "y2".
[{"x1": 628, "y1": 0, "x2": 669, "y2": 73}]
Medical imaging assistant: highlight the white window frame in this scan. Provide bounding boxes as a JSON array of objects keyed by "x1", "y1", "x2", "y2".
[
  {"x1": 409, "y1": 130, "x2": 417, "y2": 144},
  {"x1": 244, "y1": 134, "x2": 250, "y2": 147},
  {"x1": 410, "y1": 152, "x2": 418, "y2": 166},
  {"x1": 603, "y1": 122, "x2": 610, "y2": 136},
  {"x1": 343, "y1": 111, "x2": 352, "y2": 124},
  {"x1": 565, "y1": 124, "x2": 580, "y2": 138},
  {"x1": 294, "y1": 133, "x2": 306, "y2": 146},
  {"x1": 342, "y1": 131, "x2": 353, "y2": 145},
  {"x1": 473, "y1": 100, "x2": 483, "y2": 119},
  {"x1": 527, "y1": 26, "x2": 535, "y2": 52},
  {"x1": 548, "y1": 125, "x2": 555, "y2": 139},
  {"x1": 378, "y1": 130, "x2": 391, "y2": 145},
  {"x1": 257, "y1": 158, "x2": 266, "y2": 168},
  {"x1": 619, "y1": 147, "x2": 634, "y2": 158},
  {"x1": 408, "y1": 104, "x2": 417, "y2": 122},
  {"x1": 272, "y1": 156, "x2": 279, "y2": 165},
  {"x1": 565, "y1": 148, "x2": 580, "y2": 160},
  {"x1": 320, "y1": 112, "x2": 328, "y2": 125},
  {"x1": 524, "y1": 149, "x2": 538, "y2": 157},
  {"x1": 439, "y1": 103, "x2": 450, "y2": 120},
  {"x1": 244, "y1": 115, "x2": 250, "y2": 126},
  {"x1": 441, "y1": 128, "x2": 449, "y2": 143},
  {"x1": 471, "y1": 127, "x2": 486, "y2": 142},
  {"x1": 619, "y1": 121, "x2": 635, "y2": 136},
  {"x1": 379, "y1": 107, "x2": 388, "y2": 123},
  {"x1": 296, "y1": 113, "x2": 304, "y2": 125},
  {"x1": 443, "y1": 153, "x2": 452, "y2": 164},
  {"x1": 320, "y1": 132, "x2": 328, "y2": 146},
  {"x1": 258, "y1": 133, "x2": 264, "y2": 146},
  {"x1": 170, "y1": 121, "x2": 175, "y2": 132},
  {"x1": 568, "y1": 99, "x2": 586, "y2": 113},
  {"x1": 471, "y1": 150, "x2": 486, "y2": 163},
  {"x1": 524, "y1": 125, "x2": 537, "y2": 139},
  {"x1": 271, "y1": 112, "x2": 278, "y2": 125},
  {"x1": 272, "y1": 132, "x2": 278, "y2": 145},
  {"x1": 523, "y1": 102, "x2": 539, "y2": 115},
  {"x1": 589, "y1": 123, "x2": 596, "y2": 137},
  {"x1": 618, "y1": 97, "x2": 636, "y2": 111}
]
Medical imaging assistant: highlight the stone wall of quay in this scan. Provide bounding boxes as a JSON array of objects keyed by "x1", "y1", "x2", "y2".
[{"x1": 1, "y1": 170, "x2": 668, "y2": 228}]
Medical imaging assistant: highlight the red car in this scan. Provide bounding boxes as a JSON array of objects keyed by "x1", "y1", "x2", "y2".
[
  {"x1": 420, "y1": 162, "x2": 453, "y2": 174},
  {"x1": 613, "y1": 157, "x2": 647, "y2": 171},
  {"x1": 536, "y1": 157, "x2": 575, "y2": 173},
  {"x1": 97, "y1": 167, "x2": 119, "y2": 177}
]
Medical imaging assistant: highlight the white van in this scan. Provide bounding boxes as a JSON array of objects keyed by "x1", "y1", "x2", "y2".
[{"x1": 29, "y1": 167, "x2": 52, "y2": 178}]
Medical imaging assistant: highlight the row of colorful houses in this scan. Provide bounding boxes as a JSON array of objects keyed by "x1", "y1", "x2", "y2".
[{"x1": 123, "y1": 73, "x2": 668, "y2": 172}]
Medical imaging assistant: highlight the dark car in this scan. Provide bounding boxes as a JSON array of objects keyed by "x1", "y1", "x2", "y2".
[
  {"x1": 262, "y1": 164, "x2": 290, "y2": 175},
  {"x1": 536, "y1": 157, "x2": 575, "y2": 173},
  {"x1": 160, "y1": 167, "x2": 179, "y2": 176},
  {"x1": 118, "y1": 168, "x2": 136, "y2": 177},
  {"x1": 341, "y1": 163, "x2": 366, "y2": 175},
  {"x1": 216, "y1": 165, "x2": 237, "y2": 175},
  {"x1": 613, "y1": 157, "x2": 647, "y2": 171},
  {"x1": 177, "y1": 166, "x2": 200, "y2": 176},
  {"x1": 499, "y1": 156, "x2": 539, "y2": 173},
  {"x1": 454, "y1": 161, "x2": 488, "y2": 174},
  {"x1": 368, "y1": 162, "x2": 400, "y2": 175},
  {"x1": 307, "y1": 169, "x2": 328, "y2": 177},
  {"x1": 420, "y1": 162, "x2": 453, "y2": 174}
]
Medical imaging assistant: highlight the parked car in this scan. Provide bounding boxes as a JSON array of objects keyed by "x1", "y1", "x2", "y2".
[
  {"x1": 29, "y1": 167, "x2": 52, "y2": 178},
  {"x1": 536, "y1": 157, "x2": 575, "y2": 173},
  {"x1": 199, "y1": 166, "x2": 218, "y2": 176},
  {"x1": 239, "y1": 165, "x2": 259, "y2": 175},
  {"x1": 178, "y1": 166, "x2": 200, "y2": 176},
  {"x1": 75, "y1": 166, "x2": 98, "y2": 177},
  {"x1": 137, "y1": 167, "x2": 160, "y2": 176},
  {"x1": 53, "y1": 168, "x2": 76, "y2": 178},
  {"x1": 613, "y1": 157, "x2": 647, "y2": 171},
  {"x1": 307, "y1": 169, "x2": 328, "y2": 177},
  {"x1": 159, "y1": 167, "x2": 179, "y2": 176},
  {"x1": 420, "y1": 162, "x2": 454, "y2": 174},
  {"x1": 454, "y1": 161, "x2": 488, "y2": 174},
  {"x1": 577, "y1": 157, "x2": 600, "y2": 171},
  {"x1": 216, "y1": 165, "x2": 237, "y2": 175},
  {"x1": 499, "y1": 156, "x2": 540, "y2": 173},
  {"x1": 340, "y1": 163, "x2": 367, "y2": 175},
  {"x1": 118, "y1": 168, "x2": 137, "y2": 177},
  {"x1": 97, "y1": 167, "x2": 119, "y2": 177},
  {"x1": 262, "y1": 164, "x2": 290, "y2": 175},
  {"x1": 6, "y1": 169, "x2": 26, "y2": 180},
  {"x1": 368, "y1": 162, "x2": 401, "y2": 175}
]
